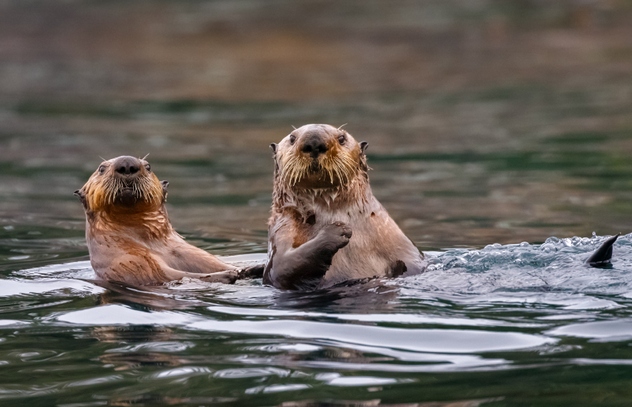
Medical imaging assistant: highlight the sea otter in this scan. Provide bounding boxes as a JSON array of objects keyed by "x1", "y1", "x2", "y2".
[
  {"x1": 263, "y1": 124, "x2": 426, "y2": 290},
  {"x1": 75, "y1": 155, "x2": 246, "y2": 286}
]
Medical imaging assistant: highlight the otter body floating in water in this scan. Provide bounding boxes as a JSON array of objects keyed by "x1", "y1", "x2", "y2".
[
  {"x1": 75, "y1": 156, "x2": 244, "y2": 286},
  {"x1": 263, "y1": 124, "x2": 426, "y2": 290}
]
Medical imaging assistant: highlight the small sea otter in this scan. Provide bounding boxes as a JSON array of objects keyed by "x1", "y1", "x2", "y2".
[
  {"x1": 263, "y1": 124, "x2": 426, "y2": 290},
  {"x1": 75, "y1": 155, "x2": 244, "y2": 286}
]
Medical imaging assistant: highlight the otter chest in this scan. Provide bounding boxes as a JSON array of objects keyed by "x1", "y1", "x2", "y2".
[{"x1": 311, "y1": 211, "x2": 392, "y2": 282}]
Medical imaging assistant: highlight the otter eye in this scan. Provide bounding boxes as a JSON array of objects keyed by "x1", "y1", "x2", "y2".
[
  {"x1": 144, "y1": 163, "x2": 151, "y2": 172},
  {"x1": 289, "y1": 134, "x2": 296, "y2": 145},
  {"x1": 338, "y1": 134, "x2": 346, "y2": 145},
  {"x1": 98, "y1": 165, "x2": 106, "y2": 174}
]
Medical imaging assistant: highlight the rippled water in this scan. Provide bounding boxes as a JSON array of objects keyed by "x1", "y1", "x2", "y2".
[
  {"x1": 2, "y1": 1, "x2": 632, "y2": 405},
  {"x1": 2, "y1": 217, "x2": 632, "y2": 406},
  {"x1": 3, "y1": 110, "x2": 632, "y2": 406},
  {"x1": 2, "y1": 109, "x2": 632, "y2": 407}
]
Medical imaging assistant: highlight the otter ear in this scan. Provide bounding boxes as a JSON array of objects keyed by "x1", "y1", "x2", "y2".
[
  {"x1": 270, "y1": 143, "x2": 277, "y2": 154},
  {"x1": 161, "y1": 180, "x2": 169, "y2": 202},
  {"x1": 360, "y1": 141, "x2": 369, "y2": 154}
]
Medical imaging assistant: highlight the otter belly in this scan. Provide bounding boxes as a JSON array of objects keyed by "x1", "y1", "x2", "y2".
[
  {"x1": 322, "y1": 245, "x2": 392, "y2": 286},
  {"x1": 314, "y1": 210, "x2": 423, "y2": 287}
]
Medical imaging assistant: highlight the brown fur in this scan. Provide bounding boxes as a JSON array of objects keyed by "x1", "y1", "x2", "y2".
[
  {"x1": 76, "y1": 155, "x2": 239, "y2": 286},
  {"x1": 263, "y1": 124, "x2": 426, "y2": 290}
]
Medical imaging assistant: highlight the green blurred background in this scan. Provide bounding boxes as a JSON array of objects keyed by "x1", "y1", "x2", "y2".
[{"x1": 1, "y1": 0, "x2": 632, "y2": 250}]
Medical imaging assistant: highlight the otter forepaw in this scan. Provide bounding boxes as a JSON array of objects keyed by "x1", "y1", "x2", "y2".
[
  {"x1": 320, "y1": 221, "x2": 352, "y2": 250},
  {"x1": 238, "y1": 264, "x2": 265, "y2": 279},
  {"x1": 199, "y1": 270, "x2": 239, "y2": 284}
]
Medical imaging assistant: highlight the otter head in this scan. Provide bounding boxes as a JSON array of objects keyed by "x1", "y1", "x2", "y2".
[
  {"x1": 75, "y1": 156, "x2": 167, "y2": 215},
  {"x1": 272, "y1": 124, "x2": 369, "y2": 190}
]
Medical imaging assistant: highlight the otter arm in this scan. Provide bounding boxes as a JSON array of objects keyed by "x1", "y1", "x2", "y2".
[
  {"x1": 166, "y1": 242, "x2": 264, "y2": 279},
  {"x1": 89, "y1": 242, "x2": 237, "y2": 286},
  {"x1": 163, "y1": 238, "x2": 264, "y2": 280},
  {"x1": 263, "y1": 221, "x2": 351, "y2": 290},
  {"x1": 163, "y1": 239, "x2": 240, "y2": 275},
  {"x1": 165, "y1": 267, "x2": 238, "y2": 285}
]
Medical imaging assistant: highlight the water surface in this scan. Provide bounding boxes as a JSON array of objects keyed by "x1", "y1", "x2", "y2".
[
  {"x1": 2, "y1": 1, "x2": 632, "y2": 405},
  {"x1": 3, "y1": 233, "x2": 632, "y2": 406}
]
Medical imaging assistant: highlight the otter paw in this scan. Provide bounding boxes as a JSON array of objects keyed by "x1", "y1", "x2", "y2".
[
  {"x1": 320, "y1": 221, "x2": 352, "y2": 250},
  {"x1": 238, "y1": 264, "x2": 265, "y2": 279},
  {"x1": 200, "y1": 270, "x2": 239, "y2": 284}
]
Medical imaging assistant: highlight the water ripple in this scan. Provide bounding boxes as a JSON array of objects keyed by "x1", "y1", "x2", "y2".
[{"x1": 4, "y1": 233, "x2": 632, "y2": 404}]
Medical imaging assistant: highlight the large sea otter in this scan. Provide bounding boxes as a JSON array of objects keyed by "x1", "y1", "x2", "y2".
[
  {"x1": 263, "y1": 124, "x2": 426, "y2": 290},
  {"x1": 75, "y1": 155, "x2": 247, "y2": 286}
]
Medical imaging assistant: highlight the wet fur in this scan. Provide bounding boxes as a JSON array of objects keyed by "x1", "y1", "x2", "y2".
[
  {"x1": 76, "y1": 156, "x2": 240, "y2": 286},
  {"x1": 264, "y1": 124, "x2": 426, "y2": 290}
]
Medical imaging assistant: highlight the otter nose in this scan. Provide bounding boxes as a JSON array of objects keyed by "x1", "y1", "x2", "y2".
[
  {"x1": 113, "y1": 156, "x2": 141, "y2": 176},
  {"x1": 301, "y1": 135, "x2": 328, "y2": 158}
]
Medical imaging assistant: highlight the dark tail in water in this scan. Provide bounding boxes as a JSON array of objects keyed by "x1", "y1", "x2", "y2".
[{"x1": 586, "y1": 234, "x2": 620, "y2": 268}]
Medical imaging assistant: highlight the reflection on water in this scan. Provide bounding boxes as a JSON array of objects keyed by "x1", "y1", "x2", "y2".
[
  {"x1": 2, "y1": 235, "x2": 632, "y2": 405},
  {"x1": 2, "y1": 0, "x2": 632, "y2": 405}
]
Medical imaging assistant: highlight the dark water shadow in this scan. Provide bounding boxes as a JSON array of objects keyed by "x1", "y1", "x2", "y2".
[{"x1": 271, "y1": 279, "x2": 399, "y2": 313}]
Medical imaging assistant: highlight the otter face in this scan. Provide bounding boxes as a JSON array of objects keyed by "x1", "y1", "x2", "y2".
[
  {"x1": 273, "y1": 124, "x2": 368, "y2": 189},
  {"x1": 75, "y1": 156, "x2": 166, "y2": 213}
]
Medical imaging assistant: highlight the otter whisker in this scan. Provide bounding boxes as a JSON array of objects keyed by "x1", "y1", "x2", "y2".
[
  {"x1": 103, "y1": 178, "x2": 113, "y2": 204},
  {"x1": 339, "y1": 158, "x2": 350, "y2": 180},
  {"x1": 117, "y1": 179, "x2": 125, "y2": 202},
  {"x1": 145, "y1": 177, "x2": 161, "y2": 205},
  {"x1": 102, "y1": 182, "x2": 110, "y2": 205},
  {"x1": 112, "y1": 178, "x2": 123, "y2": 204},
  {"x1": 138, "y1": 179, "x2": 146, "y2": 201},
  {"x1": 327, "y1": 157, "x2": 342, "y2": 186},
  {"x1": 330, "y1": 165, "x2": 340, "y2": 185},
  {"x1": 282, "y1": 155, "x2": 311, "y2": 187},
  {"x1": 291, "y1": 164, "x2": 305, "y2": 186},
  {"x1": 139, "y1": 177, "x2": 153, "y2": 203},
  {"x1": 291, "y1": 157, "x2": 304, "y2": 175}
]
